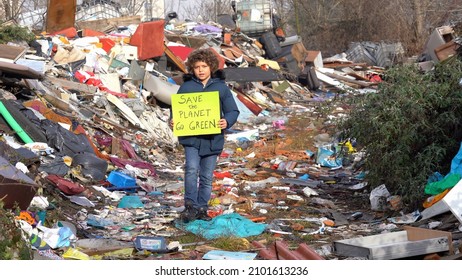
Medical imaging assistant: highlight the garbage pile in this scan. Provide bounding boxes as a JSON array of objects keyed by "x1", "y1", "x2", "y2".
[{"x1": 0, "y1": 12, "x2": 461, "y2": 260}]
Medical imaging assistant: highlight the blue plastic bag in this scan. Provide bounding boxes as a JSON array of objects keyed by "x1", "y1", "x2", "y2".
[{"x1": 316, "y1": 145, "x2": 342, "y2": 168}]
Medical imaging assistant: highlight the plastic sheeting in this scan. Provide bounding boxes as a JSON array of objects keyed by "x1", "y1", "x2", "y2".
[
  {"x1": 38, "y1": 157, "x2": 69, "y2": 176},
  {"x1": 72, "y1": 152, "x2": 108, "y2": 181},
  {"x1": 178, "y1": 213, "x2": 266, "y2": 239},
  {"x1": 139, "y1": 109, "x2": 177, "y2": 145},
  {"x1": 41, "y1": 119, "x2": 95, "y2": 157},
  {"x1": 425, "y1": 142, "x2": 462, "y2": 195},
  {"x1": 110, "y1": 157, "x2": 156, "y2": 177}
]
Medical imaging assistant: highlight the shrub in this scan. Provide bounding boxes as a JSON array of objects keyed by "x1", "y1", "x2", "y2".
[
  {"x1": 338, "y1": 56, "x2": 462, "y2": 210},
  {"x1": 0, "y1": 24, "x2": 35, "y2": 44},
  {"x1": 0, "y1": 201, "x2": 32, "y2": 259}
]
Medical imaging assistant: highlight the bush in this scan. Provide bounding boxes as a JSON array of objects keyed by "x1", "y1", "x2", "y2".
[
  {"x1": 0, "y1": 202, "x2": 32, "y2": 260},
  {"x1": 0, "y1": 24, "x2": 35, "y2": 44},
  {"x1": 338, "y1": 56, "x2": 462, "y2": 210}
]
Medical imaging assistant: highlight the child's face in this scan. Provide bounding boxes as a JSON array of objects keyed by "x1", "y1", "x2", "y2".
[{"x1": 193, "y1": 61, "x2": 211, "y2": 83}]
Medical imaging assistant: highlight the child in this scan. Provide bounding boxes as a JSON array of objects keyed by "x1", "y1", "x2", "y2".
[{"x1": 171, "y1": 49, "x2": 240, "y2": 222}]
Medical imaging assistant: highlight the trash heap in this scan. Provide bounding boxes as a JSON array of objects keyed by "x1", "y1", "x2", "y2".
[{"x1": 0, "y1": 13, "x2": 461, "y2": 260}]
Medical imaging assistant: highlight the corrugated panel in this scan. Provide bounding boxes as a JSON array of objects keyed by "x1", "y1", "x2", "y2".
[{"x1": 345, "y1": 42, "x2": 376, "y2": 66}]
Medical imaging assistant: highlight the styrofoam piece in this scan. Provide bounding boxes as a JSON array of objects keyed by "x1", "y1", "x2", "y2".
[
  {"x1": 442, "y1": 178, "x2": 462, "y2": 224},
  {"x1": 334, "y1": 226, "x2": 452, "y2": 260},
  {"x1": 420, "y1": 199, "x2": 450, "y2": 221}
]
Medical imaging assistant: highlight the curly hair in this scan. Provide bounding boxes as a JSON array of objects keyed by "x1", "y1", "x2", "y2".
[{"x1": 185, "y1": 49, "x2": 219, "y2": 74}]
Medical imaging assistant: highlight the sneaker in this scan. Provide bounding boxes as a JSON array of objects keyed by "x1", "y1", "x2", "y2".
[
  {"x1": 180, "y1": 203, "x2": 197, "y2": 223},
  {"x1": 196, "y1": 208, "x2": 212, "y2": 221}
]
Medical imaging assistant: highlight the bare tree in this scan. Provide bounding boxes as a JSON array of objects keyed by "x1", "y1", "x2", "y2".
[
  {"x1": 182, "y1": 0, "x2": 233, "y2": 23},
  {"x1": 272, "y1": 0, "x2": 295, "y2": 35},
  {"x1": 117, "y1": 0, "x2": 146, "y2": 16},
  {"x1": 164, "y1": 0, "x2": 181, "y2": 16},
  {"x1": 286, "y1": 0, "x2": 462, "y2": 56},
  {"x1": 1, "y1": 0, "x2": 27, "y2": 21}
]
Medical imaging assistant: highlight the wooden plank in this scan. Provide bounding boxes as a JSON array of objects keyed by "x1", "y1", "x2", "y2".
[
  {"x1": 323, "y1": 62, "x2": 368, "y2": 69},
  {"x1": 435, "y1": 40, "x2": 458, "y2": 61},
  {"x1": 46, "y1": 0, "x2": 76, "y2": 33},
  {"x1": 314, "y1": 69, "x2": 349, "y2": 90},
  {"x1": 405, "y1": 226, "x2": 453, "y2": 256},
  {"x1": 258, "y1": 87, "x2": 287, "y2": 105},
  {"x1": 340, "y1": 67, "x2": 370, "y2": 81},
  {"x1": 320, "y1": 71, "x2": 377, "y2": 87},
  {"x1": 221, "y1": 46, "x2": 254, "y2": 63},
  {"x1": 47, "y1": 76, "x2": 98, "y2": 94},
  {"x1": 76, "y1": 16, "x2": 141, "y2": 32},
  {"x1": 165, "y1": 34, "x2": 207, "y2": 49},
  {"x1": 0, "y1": 44, "x2": 27, "y2": 62},
  {"x1": 164, "y1": 43, "x2": 187, "y2": 73},
  {"x1": 93, "y1": 115, "x2": 134, "y2": 134}
]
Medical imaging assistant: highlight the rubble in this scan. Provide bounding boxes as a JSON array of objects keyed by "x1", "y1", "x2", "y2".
[{"x1": 1, "y1": 4, "x2": 462, "y2": 261}]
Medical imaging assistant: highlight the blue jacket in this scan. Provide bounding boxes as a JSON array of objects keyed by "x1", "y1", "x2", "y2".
[{"x1": 175, "y1": 70, "x2": 240, "y2": 156}]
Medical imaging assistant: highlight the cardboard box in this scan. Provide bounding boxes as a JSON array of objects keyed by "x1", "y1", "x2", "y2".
[
  {"x1": 334, "y1": 226, "x2": 453, "y2": 259},
  {"x1": 435, "y1": 40, "x2": 458, "y2": 61},
  {"x1": 425, "y1": 26, "x2": 455, "y2": 62}
]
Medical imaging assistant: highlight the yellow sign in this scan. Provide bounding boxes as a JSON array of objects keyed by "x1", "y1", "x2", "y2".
[{"x1": 171, "y1": 91, "x2": 221, "y2": 136}]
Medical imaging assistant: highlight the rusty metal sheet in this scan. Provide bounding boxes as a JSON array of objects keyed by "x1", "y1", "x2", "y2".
[
  {"x1": 46, "y1": 0, "x2": 76, "y2": 34},
  {"x1": 0, "y1": 156, "x2": 37, "y2": 210},
  {"x1": 0, "y1": 183, "x2": 38, "y2": 210}
]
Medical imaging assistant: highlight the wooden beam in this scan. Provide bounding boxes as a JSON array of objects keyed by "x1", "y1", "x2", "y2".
[
  {"x1": 165, "y1": 34, "x2": 207, "y2": 49},
  {"x1": 76, "y1": 16, "x2": 141, "y2": 32},
  {"x1": 164, "y1": 43, "x2": 187, "y2": 73},
  {"x1": 323, "y1": 62, "x2": 368, "y2": 69},
  {"x1": 321, "y1": 71, "x2": 377, "y2": 88},
  {"x1": 0, "y1": 44, "x2": 27, "y2": 62},
  {"x1": 47, "y1": 76, "x2": 98, "y2": 94}
]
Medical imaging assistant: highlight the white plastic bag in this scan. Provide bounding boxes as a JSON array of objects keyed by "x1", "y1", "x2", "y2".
[{"x1": 369, "y1": 184, "x2": 391, "y2": 211}]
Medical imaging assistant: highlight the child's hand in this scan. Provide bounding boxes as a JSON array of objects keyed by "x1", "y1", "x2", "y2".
[
  {"x1": 218, "y1": 119, "x2": 227, "y2": 129},
  {"x1": 169, "y1": 119, "x2": 174, "y2": 129}
]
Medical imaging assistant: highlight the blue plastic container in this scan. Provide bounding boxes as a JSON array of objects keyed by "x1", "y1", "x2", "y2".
[{"x1": 107, "y1": 170, "x2": 136, "y2": 188}]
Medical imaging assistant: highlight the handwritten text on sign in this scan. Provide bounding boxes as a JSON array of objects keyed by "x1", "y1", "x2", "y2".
[{"x1": 171, "y1": 91, "x2": 221, "y2": 136}]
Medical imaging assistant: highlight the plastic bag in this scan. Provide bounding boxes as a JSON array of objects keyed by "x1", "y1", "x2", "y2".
[
  {"x1": 369, "y1": 184, "x2": 390, "y2": 211},
  {"x1": 316, "y1": 145, "x2": 342, "y2": 168}
]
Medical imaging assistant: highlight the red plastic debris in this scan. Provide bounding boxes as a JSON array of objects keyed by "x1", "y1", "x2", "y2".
[
  {"x1": 46, "y1": 174, "x2": 85, "y2": 195},
  {"x1": 50, "y1": 27, "x2": 77, "y2": 38},
  {"x1": 213, "y1": 171, "x2": 232, "y2": 179}
]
